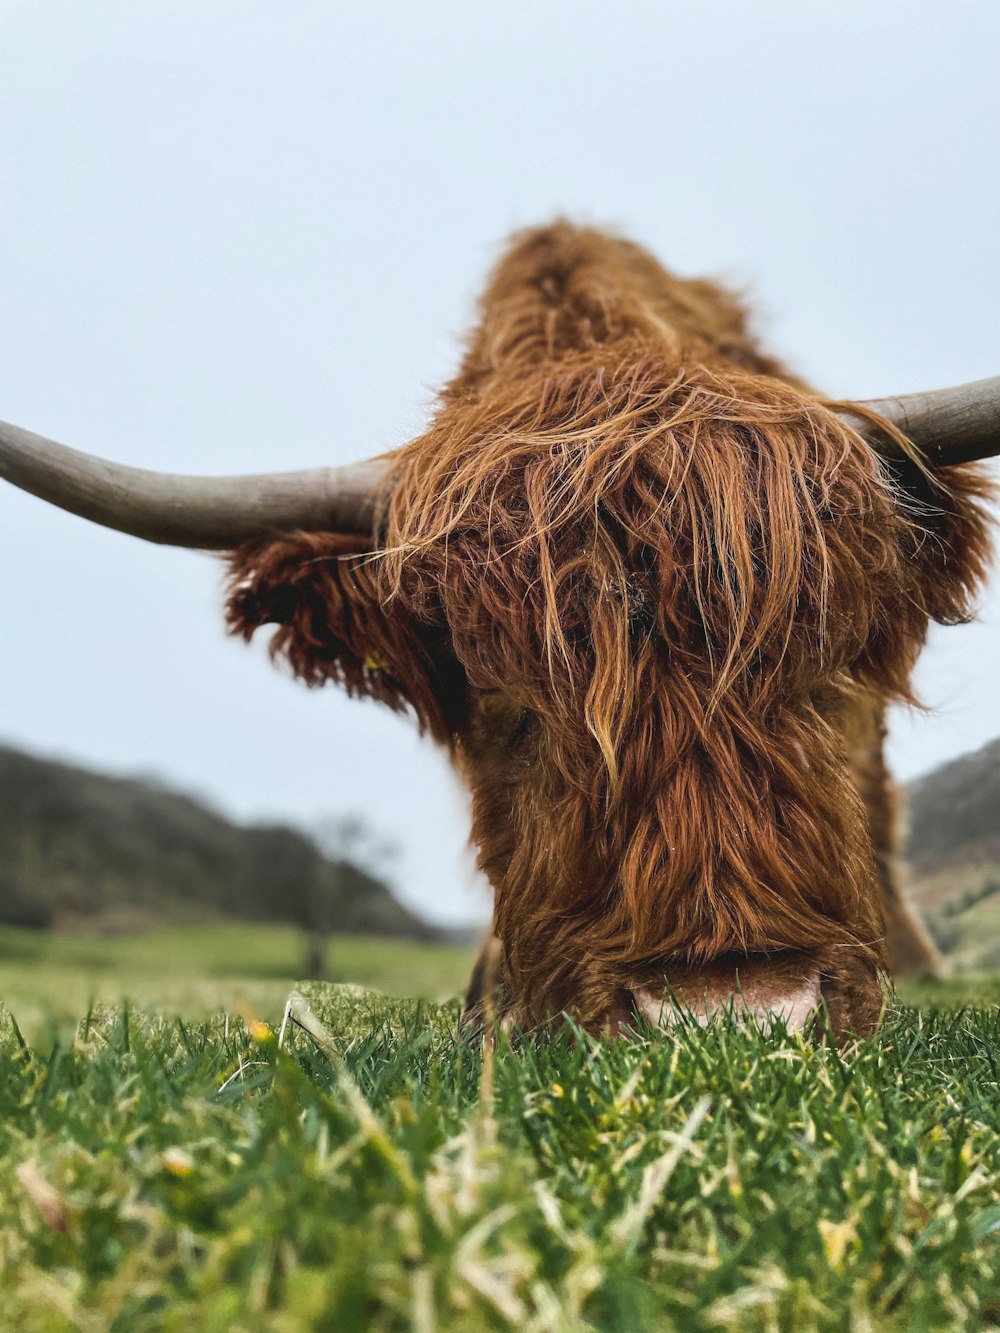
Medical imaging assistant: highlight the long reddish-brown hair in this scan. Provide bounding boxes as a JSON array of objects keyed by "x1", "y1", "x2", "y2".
[{"x1": 228, "y1": 223, "x2": 993, "y2": 1032}]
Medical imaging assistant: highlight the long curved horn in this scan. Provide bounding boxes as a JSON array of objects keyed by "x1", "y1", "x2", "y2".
[
  {"x1": 842, "y1": 375, "x2": 1000, "y2": 467},
  {"x1": 0, "y1": 419, "x2": 390, "y2": 548}
]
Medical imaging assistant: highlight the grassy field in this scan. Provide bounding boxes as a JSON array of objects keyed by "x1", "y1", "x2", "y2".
[
  {"x1": 0, "y1": 923, "x2": 475, "y2": 1043},
  {"x1": 3, "y1": 931, "x2": 1000, "y2": 1330}
]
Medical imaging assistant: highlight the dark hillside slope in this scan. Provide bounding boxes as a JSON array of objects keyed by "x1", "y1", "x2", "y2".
[
  {"x1": 906, "y1": 737, "x2": 1000, "y2": 875},
  {"x1": 902, "y1": 737, "x2": 1000, "y2": 970},
  {"x1": 0, "y1": 745, "x2": 435, "y2": 938}
]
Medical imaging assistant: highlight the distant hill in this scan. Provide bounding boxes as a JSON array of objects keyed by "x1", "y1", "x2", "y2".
[
  {"x1": 0, "y1": 745, "x2": 437, "y2": 940},
  {"x1": 902, "y1": 737, "x2": 1000, "y2": 971},
  {"x1": 906, "y1": 737, "x2": 1000, "y2": 877}
]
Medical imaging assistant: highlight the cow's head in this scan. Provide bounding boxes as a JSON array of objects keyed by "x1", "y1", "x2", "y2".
[{"x1": 2, "y1": 223, "x2": 995, "y2": 1040}]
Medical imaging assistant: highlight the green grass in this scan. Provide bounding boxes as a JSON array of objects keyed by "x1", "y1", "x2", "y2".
[{"x1": 3, "y1": 962, "x2": 1000, "y2": 1331}]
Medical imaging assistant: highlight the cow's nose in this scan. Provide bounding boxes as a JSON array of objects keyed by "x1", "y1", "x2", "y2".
[{"x1": 629, "y1": 951, "x2": 822, "y2": 1035}]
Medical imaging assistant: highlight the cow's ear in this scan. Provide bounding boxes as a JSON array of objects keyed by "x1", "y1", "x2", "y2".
[
  {"x1": 226, "y1": 532, "x2": 464, "y2": 741},
  {"x1": 891, "y1": 460, "x2": 994, "y2": 626}
]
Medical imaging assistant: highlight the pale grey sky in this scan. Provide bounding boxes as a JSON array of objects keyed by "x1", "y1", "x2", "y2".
[{"x1": 1, "y1": 1, "x2": 997, "y2": 926}]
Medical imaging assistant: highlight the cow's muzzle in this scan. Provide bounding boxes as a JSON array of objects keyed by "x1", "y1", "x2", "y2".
[{"x1": 623, "y1": 951, "x2": 858, "y2": 1037}]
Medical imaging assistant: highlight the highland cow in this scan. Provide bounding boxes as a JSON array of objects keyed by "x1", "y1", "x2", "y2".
[{"x1": 2, "y1": 222, "x2": 996, "y2": 1040}]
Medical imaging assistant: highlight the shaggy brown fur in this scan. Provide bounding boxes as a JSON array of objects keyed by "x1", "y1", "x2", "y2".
[{"x1": 227, "y1": 222, "x2": 993, "y2": 1039}]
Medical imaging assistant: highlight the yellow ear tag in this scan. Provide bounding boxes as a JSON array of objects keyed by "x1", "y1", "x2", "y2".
[{"x1": 365, "y1": 651, "x2": 389, "y2": 671}]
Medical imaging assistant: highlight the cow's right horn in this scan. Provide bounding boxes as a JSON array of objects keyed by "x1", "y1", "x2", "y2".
[
  {"x1": 0, "y1": 418, "x2": 390, "y2": 548},
  {"x1": 840, "y1": 374, "x2": 1000, "y2": 468}
]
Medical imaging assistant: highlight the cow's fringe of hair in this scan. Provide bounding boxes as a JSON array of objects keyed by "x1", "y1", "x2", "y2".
[{"x1": 227, "y1": 222, "x2": 994, "y2": 1031}]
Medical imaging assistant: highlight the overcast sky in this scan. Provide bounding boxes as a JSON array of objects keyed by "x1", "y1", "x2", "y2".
[{"x1": 1, "y1": 1, "x2": 997, "y2": 927}]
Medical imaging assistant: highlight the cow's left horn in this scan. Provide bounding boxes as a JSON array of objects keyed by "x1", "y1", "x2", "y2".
[
  {"x1": 840, "y1": 375, "x2": 1000, "y2": 467},
  {"x1": 0, "y1": 419, "x2": 390, "y2": 548}
]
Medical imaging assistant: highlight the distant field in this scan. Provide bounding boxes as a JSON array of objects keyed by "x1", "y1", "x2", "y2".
[{"x1": 0, "y1": 923, "x2": 476, "y2": 1039}]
